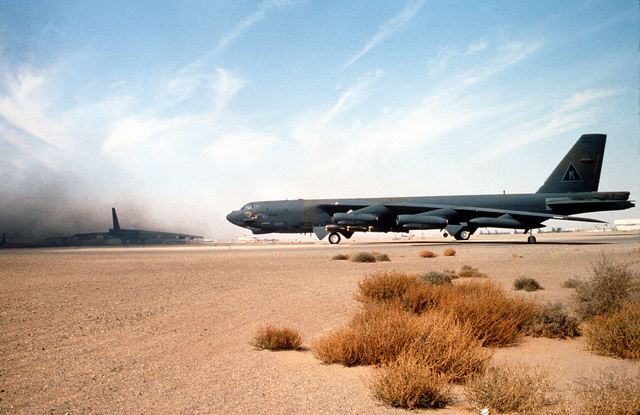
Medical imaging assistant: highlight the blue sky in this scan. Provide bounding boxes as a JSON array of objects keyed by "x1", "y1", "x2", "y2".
[{"x1": 0, "y1": 1, "x2": 638, "y2": 240}]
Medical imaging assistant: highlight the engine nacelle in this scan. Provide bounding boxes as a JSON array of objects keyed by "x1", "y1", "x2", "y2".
[
  {"x1": 396, "y1": 214, "x2": 447, "y2": 229},
  {"x1": 333, "y1": 212, "x2": 378, "y2": 225}
]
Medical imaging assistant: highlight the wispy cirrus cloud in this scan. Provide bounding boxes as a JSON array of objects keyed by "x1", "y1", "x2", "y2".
[
  {"x1": 473, "y1": 88, "x2": 626, "y2": 162},
  {"x1": 346, "y1": 0, "x2": 427, "y2": 67},
  {"x1": 293, "y1": 70, "x2": 383, "y2": 150},
  {"x1": 0, "y1": 66, "x2": 73, "y2": 154},
  {"x1": 214, "y1": 0, "x2": 292, "y2": 55},
  {"x1": 103, "y1": 65, "x2": 246, "y2": 159}
]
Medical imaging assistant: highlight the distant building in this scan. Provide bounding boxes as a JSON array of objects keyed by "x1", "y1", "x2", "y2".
[
  {"x1": 236, "y1": 235, "x2": 258, "y2": 243},
  {"x1": 614, "y1": 219, "x2": 640, "y2": 231}
]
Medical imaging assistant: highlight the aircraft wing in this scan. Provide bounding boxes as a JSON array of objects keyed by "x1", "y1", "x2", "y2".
[
  {"x1": 138, "y1": 230, "x2": 203, "y2": 240},
  {"x1": 322, "y1": 200, "x2": 605, "y2": 232},
  {"x1": 385, "y1": 203, "x2": 607, "y2": 223}
]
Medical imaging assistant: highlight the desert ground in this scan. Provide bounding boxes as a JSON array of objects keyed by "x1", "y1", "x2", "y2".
[{"x1": 1, "y1": 231, "x2": 639, "y2": 414}]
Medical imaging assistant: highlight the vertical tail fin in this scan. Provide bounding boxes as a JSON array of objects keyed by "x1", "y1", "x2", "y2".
[
  {"x1": 111, "y1": 208, "x2": 121, "y2": 230},
  {"x1": 536, "y1": 134, "x2": 606, "y2": 194}
]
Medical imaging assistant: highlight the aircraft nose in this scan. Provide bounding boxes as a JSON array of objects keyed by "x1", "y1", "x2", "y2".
[
  {"x1": 226, "y1": 211, "x2": 239, "y2": 225},
  {"x1": 226, "y1": 211, "x2": 245, "y2": 226}
]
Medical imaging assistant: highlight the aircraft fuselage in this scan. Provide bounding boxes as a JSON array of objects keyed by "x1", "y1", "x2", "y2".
[{"x1": 226, "y1": 134, "x2": 635, "y2": 243}]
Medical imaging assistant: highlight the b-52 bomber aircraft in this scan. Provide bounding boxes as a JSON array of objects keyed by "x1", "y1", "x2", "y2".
[
  {"x1": 55, "y1": 208, "x2": 203, "y2": 245},
  {"x1": 227, "y1": 134, "x2": 634, "y2": 244}
]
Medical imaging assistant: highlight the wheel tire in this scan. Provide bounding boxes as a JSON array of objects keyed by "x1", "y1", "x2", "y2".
[
  {"x1": 328, "y1": 232, "x2": 341, "y2": 244},
  {"x1": 454, "y1": 229, "x2": 471, "y2": 240},
  {"x1": 527, "y1": 235, "x2": 537, "y2": 244}
]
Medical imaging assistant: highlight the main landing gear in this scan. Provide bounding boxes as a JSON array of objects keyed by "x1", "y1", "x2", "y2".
[
  {"x1": 328, "y1": 232, "x2": 341, "y2": 244},
  {"x1": 526, "y1": 229, "x2": 536, "y2": 244},
  {"x1": 454, "y1": 229, "x2": 471, "y2": 241}
]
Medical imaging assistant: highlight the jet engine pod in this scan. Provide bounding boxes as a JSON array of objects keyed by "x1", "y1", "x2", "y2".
[
  {"x1": 396, "y1": 214, "x2": 447, "y2": 229},
  {"x1": 333, "y1": 212, "x2": 378, "y2": 226}
]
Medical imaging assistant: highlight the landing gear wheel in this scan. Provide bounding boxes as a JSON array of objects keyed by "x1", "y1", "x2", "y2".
[
  {"x1": 527, "y1": 235, "x2": 537, "y2": 244},
  {"x1": 328, "y1": 232, "x2": 341, "y2": 244},
  {"x1": 454, "y1": 229, "x2": 471, "y2": 241}
]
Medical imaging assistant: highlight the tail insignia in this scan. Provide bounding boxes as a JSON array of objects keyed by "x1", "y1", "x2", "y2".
[{"x1": 562, "y1": 163, "x2": 583, "y2": 182}]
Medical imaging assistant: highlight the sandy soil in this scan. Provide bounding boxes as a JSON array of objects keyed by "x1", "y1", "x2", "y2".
[{"x1": 1, "y1": 232, "x2": 639, "y2": 414}]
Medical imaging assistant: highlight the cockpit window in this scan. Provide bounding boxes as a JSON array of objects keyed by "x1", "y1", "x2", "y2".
[{"x1": 242, "y1": 204, "x2": 258, "y2": 210}]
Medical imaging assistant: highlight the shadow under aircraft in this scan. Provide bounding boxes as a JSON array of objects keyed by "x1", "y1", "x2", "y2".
[
  {"x1": 48, "y1": 208, "x2": 203, "y2": 246},
  {"x1": 227, "y1": 134, "x2": 634, "y2": 244}
]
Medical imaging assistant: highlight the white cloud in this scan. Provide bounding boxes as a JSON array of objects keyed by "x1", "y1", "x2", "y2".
[
  {"x1": 558, "y1": 88, "x2": 623, "y2": 112},
  {"x1": 102, "y1": 117, "x2": 160, "y2": 154},
  {"x1": 0, "y1": 66, "x2": 73, "y2": 153},
  {"x1": 207, "y1": 131, "x2": 277, "y2": 165}
]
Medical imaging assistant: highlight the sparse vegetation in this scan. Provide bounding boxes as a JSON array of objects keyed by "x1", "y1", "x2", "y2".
[
  {"x1": 418, "y1": 271, "x2": 455, "y2": 286},
  {"x1": 369, "y1": 356, "x2": 451, "y2": 409},
  {"x1": 400, "y1": 311, "x2": 489, "y2": 382},
  {"x1": 250, "y1": 325, "x2": 303, "y2": 351},
  {"x1": 582, "y1": 302, "x2": 640, "y2": 359},
  {"x1": 419, "y1": 250, "x2": 438, "y2": 258},
  {"x1": 562, "y1": 278, "x2": 581, "y2": 288},
  {"x1": 311, "y1": 305, "x2": 429, "y2": 366},
  {"x1": 354, "y1": 272, "x2": 422, "y2": 304},
  {"x1": 375, "y1": 253, "x2": 391, "y2": 262},
  {"x1": 331, "y1": 253, "x2": 350, "y2": 260},
  {"x1": 513, "y1": 277, "x2": 543, "y2": 291},
  {"x1": 446, "y1": 281, "x2": 536, "y2": 347},
  {"x1": 443, "y1": 248, "x2": 456, "y2": 257},
  {"x1": 350, "y1": 252, "x2": 377, "y2": 263},
  {"x1": 312, "y1": 306, "x2": 489, "y2": 377},
  {"x1": 574, "y1": 369, "x2": 640, "y2": 415},
  {"x1": 354, "y1": 272, "x2": 535, "y2": 346},
  {"x1": 572, "y1": 256, "x2": 640, "y2": 320},
  {"x1": 522, "y1": 302, "x2": 580, "y2": 339},
  {"x1": 457, "y1": 265, "x2": 486, "y2": 278},
  {"x1": 464, "y1": 364, "x2": 551, "y2": 414}
]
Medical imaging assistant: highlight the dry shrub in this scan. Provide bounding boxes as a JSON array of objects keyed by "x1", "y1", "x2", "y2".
[
  {"x1": 583, "y1": 302, "x2": 640, "y2": 359},
  {"x1": 447, "y1": 280, "x2": 537, "y2": 347},
  {"x1": 311, "y1": 305, "x2": 426, "y2": 366},
  {"x1": 443, "y1": 248, "x2": 456, "y2": 257},
  {"x1": 312, "y1": 306, "x2": 490, "y2": 379},
  {"x1": 418, "y1": 271, "x2": 455, "y2": 286},
  {"x1": 331, "y1": 253, "x2": 350, "y2": 260},
  {"x1": 419, "y1": 250, "x2": 438, "y2": 258},
  {"x1": 354, "y1": 271, "x2": 422, "y2": 304},
  {"x1": 375, "y1": 253, "x2": 391, "y2": 262},
  {"x1": 368, "y1": 311, "x2": 489, "y2": 409},
  {"x1": 457, "y1": 265, "x2": 486, "y2": 278},
  {"x1": 404, "y1": 311, "x2": 489, "y2": 382},
  {"x1": 464, "y1": 364, "x2": 551, "y2": 413},
  {"x1": 355, "y1": 272, "x2": 535, "y2": 347},
  {"x1": 575, "y1": 369, "x2": 640, "y2": 415},
  {"x1": 250, "y1": 325, "x2": 302, "y2": 351},
  {"x1": 573, "y1": 256, "x2": 640, "y2": 320},
  {"x1": 513, "y1": 276, "x2": 543, "y2": 291},
  {"x1": 396, "y1": 282, "x2": 454, "y2": 315},
  {"x1": 350, "y1": 252, "x2": 377, "y2": 263},
  {"x1": 562, "y1": 278, "x2": 581, "y2": 288},
  {"x1": 523, "y1": 302, "x2": 580, "y2": 339},
  {"x1": 369, "y1": 357, "x2": 451, "y2": 409}
]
